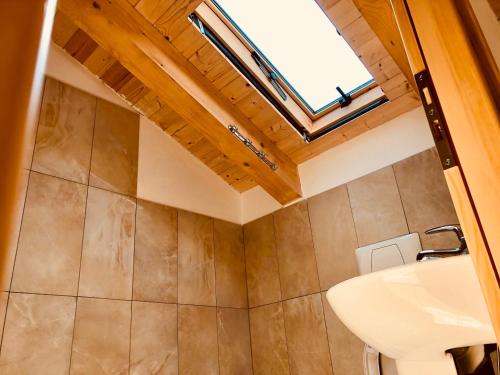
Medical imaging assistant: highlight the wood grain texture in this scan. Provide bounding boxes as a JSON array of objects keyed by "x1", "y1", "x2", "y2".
[
  {"x1": 352, "y1": 0, "x2": 416, "y2": 91},
  {"x1": 406, "y1": 0, "x2": 500, "y2": 271},
  {"x1": 51, "y1": 0, "x2": 420, "y2": 193},
  {"x1": 57, "y1": 0, "x2": 302, "y2": 204},
  {"x1": 0, "y1": 0, "x2": 55, "y2": 301}
]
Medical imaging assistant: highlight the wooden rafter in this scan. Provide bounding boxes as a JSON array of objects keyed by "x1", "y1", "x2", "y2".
[
  {"x1": 58, "y1": 0, "x2": 302, "y2": 203},
  {"x1": 351, "y1": 0, "x2": 417, "y2": 92}
]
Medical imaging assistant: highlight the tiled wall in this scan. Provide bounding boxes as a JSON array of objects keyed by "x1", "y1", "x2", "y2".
[
  {"x1": 0, "y1": 78, "x2": 252, "y2": 374},
  {"x1": 243, "y1": 149, "x2": 459, "y2": 375},
  {"x1": 0, "y1": 77, "x2": 459, "y2": 374}
]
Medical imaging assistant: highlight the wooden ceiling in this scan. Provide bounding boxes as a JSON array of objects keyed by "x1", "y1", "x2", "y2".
[{"x1": 53, "y1": 0, "x2": 420, "y2": 203}]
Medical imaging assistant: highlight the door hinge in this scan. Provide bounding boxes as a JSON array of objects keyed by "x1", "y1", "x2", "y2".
[{"x1": 415, "y1": 70, "x2": 457, "y2": 169}]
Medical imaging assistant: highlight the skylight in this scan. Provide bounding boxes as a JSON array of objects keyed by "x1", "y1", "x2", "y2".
[{"x1": 213, "y1": 0, "x2": 374, "y2": 113}]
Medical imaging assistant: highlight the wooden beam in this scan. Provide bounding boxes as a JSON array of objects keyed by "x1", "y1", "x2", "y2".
[
  {"x1": 58, "y1": 0, "x2": 302, "y2": 204},
  {"x1": 0, "y1": 0, "x2": 56, "y2": 287},
  {"x1": 352, "y1": 0, "x2": 417, "y2": 92}
]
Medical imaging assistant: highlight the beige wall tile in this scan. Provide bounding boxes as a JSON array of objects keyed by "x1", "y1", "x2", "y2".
[
  {"x1": 32, "y1": 77, "x2": 96, "y2": 184},
  {"x1": 134, "y1": 200, "x2": 177, "y2": 303},
  {"x1": 214, "y1": 220, "x2": 248, "y2": 308},
  {"x1": 249, "y1": 303, "x2": 290, "y2": 375},
  {"x1": 0, "y1": 292, "x2": 9, "y2": 345},
  {"x1": 217, "y1": 308, "x2": 253, "y2": 375},
  {"x1": 11, "y1": 172, "x2": 86, "y2": 295},
  {"x1": 178, "y1": 211, "x2": 216, "y2": 306},
  {"x1": 273, "y1": 202, "x2": 320, "y2": 299},
  {"x1": 79, "y1": 187, "x2": 136, "y2": 299},
  {"x1": 244, "y1": 215, "x2": 282, "y2": 307},
  {"x1": 130, "y1": 301, "x2": 178, "y2": 375},
  {"x1": 308, "y1": 185, "x2": 359, "y2": 290},
  {"x1": 283, "y1": 294, "x2": 333, "y2": 375},
  {"x1": 0, "y1": 293, "x2": 75, "y2": 374},
  {"x1": 89, "y1": 99, "x2": 139, "y2": 196},
  {"x1": 347, "y1": 167, "x2": 408, "y2": 246},
  {"x1": 394, "y1": 148, "x2": 459, "y2": 249},
  {"x1": 178, "y1": 305, "x2": 218, "y2": 375},
  {"x1": 321, "y1": 293, "x2": 364, "y2": 375},
  {"x1": 70, "y1": 298, "x2": 131, "y2": 375},
  {"x1": 2, "y1": 170, "x2": 29, "y2": 291}
]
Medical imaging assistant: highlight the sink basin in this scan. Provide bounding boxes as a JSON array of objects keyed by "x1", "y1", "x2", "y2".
[{"x1": 326, "y1": 255, "x2": 495, "y2": 375}]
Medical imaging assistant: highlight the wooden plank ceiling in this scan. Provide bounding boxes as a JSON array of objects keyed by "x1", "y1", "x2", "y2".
[{"x1": 52, "y1": 0, "x2": 420, "y2": 201}]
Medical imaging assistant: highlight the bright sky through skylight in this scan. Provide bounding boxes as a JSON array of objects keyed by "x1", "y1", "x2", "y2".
[{"x1": 214, "y1": 0, "x2": 373, "y2": 112}]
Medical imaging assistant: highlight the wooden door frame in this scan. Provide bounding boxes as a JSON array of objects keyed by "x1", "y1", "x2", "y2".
[
  {"x1": 0, "y1": 0, "x2": 57, "y2": 287},
  {"x1": 390, "y1": 0, "x2": 500, "y2": 341}
]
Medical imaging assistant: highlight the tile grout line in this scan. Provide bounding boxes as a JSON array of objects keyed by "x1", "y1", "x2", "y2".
[
  {"x1": 391, "y1": 165, "x2": 411, "y2": 235},
  {"x1": 0, "y1": 77, "x2": 48, "y2": 357},
  {"x1": 305, "y1": 199, "x2": 324, "y2": 295},
  {"x1": 241, "y1": 224, "x2": 257, "y2": 375},
  {"x1": 128, "y1": 197, "x2": 138, "y2": 375},
  {"x1": 29, "y1": 169, "x2": 137, "y2": 201},
  {"x1": 271, "y1": 213, "x2": 292, "y2": 374},
  {"x1": 212, "y1": 219, "x2": 222, "y2": 375},
  {"x1": 176, "y1": 209, "x2": 180, "y2": 374},
  {"x1": 305, "y1": 199, "x2": 335, "y2": 374},
  {"x1": 345, "y1": 183, "x2": 361, "y2": 249},
  {"x1": 2, "y1": 289, "x2": 255, "y2": 308},
  {"x1": 68, "y1": 94, "x2": 97, "y2": 375}
]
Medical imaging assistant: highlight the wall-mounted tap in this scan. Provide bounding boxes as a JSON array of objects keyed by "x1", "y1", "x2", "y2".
[{"x1": 416, "y1": 224, "x2": 468, "y2": 261}]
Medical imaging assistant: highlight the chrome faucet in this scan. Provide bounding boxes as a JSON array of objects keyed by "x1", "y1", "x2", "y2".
[{"x1": 416, "y1": 224, "x2": 468, "y2": 261}]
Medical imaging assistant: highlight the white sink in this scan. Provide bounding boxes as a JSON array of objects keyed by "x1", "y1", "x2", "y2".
[{"x1": 326, "y1": 255, "x2": 495, "y2": 375}]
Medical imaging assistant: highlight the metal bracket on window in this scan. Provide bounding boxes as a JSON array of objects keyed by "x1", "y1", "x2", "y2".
[
  {"x1": 188, "y1": 13, "x2": 205, "y2": 35},
  {"x1": 251, "y1": 52, "x2": 288, "y2": 101},
  {"x1": 336, "y1": 86, "x2": 352, "y2": 108},
  {"x1": 415, "y1": 70, "x2": 457, "y2": 169},
  {"x1": 228, "y1": 125, "x2": 278, "y2": 171}
]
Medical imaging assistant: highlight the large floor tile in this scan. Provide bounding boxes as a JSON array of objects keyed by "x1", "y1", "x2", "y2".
[
  {"x1": 273, "y1": 201, "x2": 320, "y2": 299},
  {"x1": 347, "y1": 166, "x2": 408, "y2": 246},
  {"x1": 134, "y1": 200, "x2": 177, "y2": 303},
  {"x1": 11, "y1": 172, "x2": 86, "y2": 295},
  {"x1": 70, "y1": 297, "x2": 131, "y2": 375},
  {"x1": 130, "y1": 301, "x2": 178, "y2": 375},
  {"x1": 249, "y1": 303, "x2": 290, "y2": 375},
  {"x1": 0, "y1": 293, "x2": 75, "y2": 374},
  {"x1": 89, "y1": 99, "x2": 139, "y2": 196},
  {"x1": 217, "y1": 308, "x2": 253, "y2": 375},
  {"x1": 283, "y1": 294, "x2": 333, "y2": 375},
  {"x1": 178, "y1": 211, "x2": 216, "y2": 306},
  {"x1": 79, "y1": 187, "x2": 136, "y2": 299},
  {"x1": 321, "y1": 292, "x2": 364, "y2": 375},
  {"x1": 308, "y1": 185, "x2": 359, "y2": 290},
  {"x1": 32, "y1": 77, "x2": 96, "y2": 184},
  {"x1": 244, "y1": 215, "x2": 282, "y2": 307},
  {"x1": 393, "y1": 148, "x2": 459, "y2": 249},
  {"x1": 178, "y1": 305, "x2": 218, "y2": 375},
  {"x1": 214, "y1": 220, "x2": 247, "y2": 308}
]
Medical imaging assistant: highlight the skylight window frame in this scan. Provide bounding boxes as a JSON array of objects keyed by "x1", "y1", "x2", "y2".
[
  {"x1": 193, "y1": 0, "x2": 388, "y2": 137},
  {"x1": 209, "y1": 0, "x2": 377, "y2": 118}
]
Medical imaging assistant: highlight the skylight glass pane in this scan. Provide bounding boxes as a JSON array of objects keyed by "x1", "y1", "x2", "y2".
[{"x1": 213, "y1": 0, "x2": 374, "y2": 112}]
